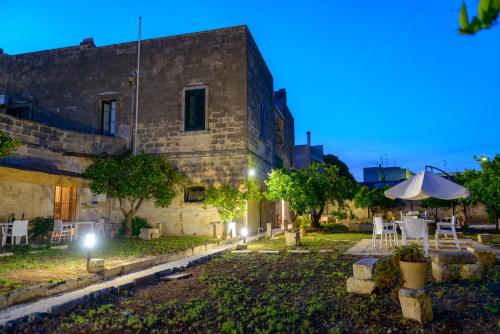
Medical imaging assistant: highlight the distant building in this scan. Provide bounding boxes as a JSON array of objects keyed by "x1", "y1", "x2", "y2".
[
  {"x1": 294, "y1": 131, "x2": 323, "y2": 169},
  {"x1": 362, "y1": 165, "x2": 414, "y2": 189}
]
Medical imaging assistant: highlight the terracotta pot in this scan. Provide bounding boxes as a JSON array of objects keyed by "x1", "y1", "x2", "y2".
[{"x1": 399, "y1": 261, "x2": 428, "y2": 289}]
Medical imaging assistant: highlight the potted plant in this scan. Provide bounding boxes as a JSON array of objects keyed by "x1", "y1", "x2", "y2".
[{"x1": 393, "y1": 245, "x2": 428, "y2": 289}]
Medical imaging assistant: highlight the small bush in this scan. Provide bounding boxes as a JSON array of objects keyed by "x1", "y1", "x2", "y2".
[
  {"x1": 393, "y1": 244, "x2": 425, "y2": 262},
  {"x1": 374, "y1": 257, "x2": 399, "y2": 289},
  {"x1": 29, "y1": 216, "x2": 54, "y2": 241},
  {"x1": 119, "y1": 217, "x2": 151, "y2": 237}
]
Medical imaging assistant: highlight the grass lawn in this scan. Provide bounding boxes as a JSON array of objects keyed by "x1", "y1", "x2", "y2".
[
  {"x1": 16, "y1": 230, "x2": 500, "y2": 333},
  {"x1": 0, "y1": 236, "x2": 216, "y2": 295}
]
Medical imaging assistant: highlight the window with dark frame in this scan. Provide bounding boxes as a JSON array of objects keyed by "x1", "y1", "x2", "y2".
[
  {"x1": 184, "y1": 88, "x2": 206, "y2": 131},
  {"x1": 184, "y1": 187, "x2": 206, "y2": 203},
  {"x1": 101, "y1": 100, "x2": 116, "y2": 135}
]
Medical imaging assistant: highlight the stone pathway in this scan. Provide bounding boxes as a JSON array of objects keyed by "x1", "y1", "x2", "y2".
[{"x1": 0, "y1": 242, "x2": 238, "y2": 327}]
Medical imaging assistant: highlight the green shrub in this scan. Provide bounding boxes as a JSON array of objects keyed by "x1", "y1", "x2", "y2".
[
  {"x1": 29, "y1": 216, "x2": 54, "y2": 241},
  {"x1": 393, "y1": 244, "x2": 425, "y2": 262},
  {"x1": 119, "y1": 216, "x2": 151, "y2": 237},
  {"x1": 373, "y1": 257, "x2": 399, "y2": 289}
]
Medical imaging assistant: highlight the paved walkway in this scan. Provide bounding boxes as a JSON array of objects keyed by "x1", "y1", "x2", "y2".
[
  {"x1": 0, "y1": 240, "x2": 244, "y2": 327},
  {"x1": 345, "y1": 238, "x2": 489, "y2": 256}
]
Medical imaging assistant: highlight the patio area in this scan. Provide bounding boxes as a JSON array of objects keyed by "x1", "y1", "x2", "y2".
[{"x1": 345, "y1": 237, "x2": 499, "y2": 257}]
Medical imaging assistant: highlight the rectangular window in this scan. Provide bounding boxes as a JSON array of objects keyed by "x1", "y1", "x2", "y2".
[
  {"x1": 54, "y1": 186, "x2": 77, "y2": 222},
  {"x1": 259, "y1": 102, "x2": 266, "y2": 140},
  {"x1": 184, "y1": 187, "x2": 205, "y2": 203},
  {"x1": 101, "y1": 100, "x2": 116, "y2": 135},
  {"x1": 184, "y1": 88, "x2": 206, "y2": 131}
]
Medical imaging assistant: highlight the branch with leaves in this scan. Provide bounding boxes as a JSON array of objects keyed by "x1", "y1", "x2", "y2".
[
  {"x1": 84, "y1": 152, "x2": 187, "y2": 237},
  {"x1": 459, "y1": 0, "x2": 500, "y2": 34}
]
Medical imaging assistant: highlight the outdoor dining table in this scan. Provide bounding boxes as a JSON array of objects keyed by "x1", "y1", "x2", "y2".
[{"x1": 73, "y1": 221, "x2": 96, "y2": 240}]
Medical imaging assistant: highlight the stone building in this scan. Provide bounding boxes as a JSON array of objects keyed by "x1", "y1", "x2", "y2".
[
  {"x1": 0, "y1": 25, "x2": 295, "y2": 237},
  {"x1": 294, "y1": 131, "x2": 323, "y2": 169}
]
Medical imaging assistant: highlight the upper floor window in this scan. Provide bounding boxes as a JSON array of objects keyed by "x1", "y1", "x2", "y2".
[
  {"x1": 184, "y1": 186, "x2": 205, "y2": 202},
  {"x1": 184, "y1": 87, "x2": 207, "y2": 131},
  {"x1": 101, "y1": 100, "x2": 116, "y2": 135}
]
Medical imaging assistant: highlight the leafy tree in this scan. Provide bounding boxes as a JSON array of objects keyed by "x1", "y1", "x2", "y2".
[
  {"x1": 203, "y1": 180, "x2": 261, "y2": 237},
  {"x1": 459, "y1": 0, "x2": 500, "y2": 34},
  {"x1": 354, "y1": 186, "x2": 396, "y2": 218},
  {"x1": 84, "y1": 152, "x2": 186, "y2": 237},
  {"x1": 266, "y1": 164, "x2": 357, "y2": 229},
  {"x1": 323, "y1": 154, "x2": 356, "y2": 183},
  {"x1": 0, "y1": 131, "x2": 19, "y2": 158},
  {"x1": 461, "y1": 155, "x2": 500, "y2": 229},
  {"x1": 265, "y1": 168, "x2": 308, "y2": 228},
  {"x1": 420, "y1": 197, "x2": 452, "y2": 222},
  {"x1": 323, "y1": 164, "x2": 359, "y2": 218}
]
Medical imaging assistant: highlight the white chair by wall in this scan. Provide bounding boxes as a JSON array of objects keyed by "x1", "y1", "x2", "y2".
[
  {"x1": 1, "y1": 226, "x2": 7, "y2": 247},
  {"x1": 372, "y1": 216, "x2": 398, "y2": 248},
  {"x1": 401, "y1": 217, "x2": 429, "y2": 255},
  {"x1": 5, "y1": 220, "x2": 29, "y2": 245},
  {"x1": 95, "y1": 218, "x2": 106, "y2": 239},
  {"x1": 51, "y1": 219, "x2": 72, "y2": 243},
  {"x1": 435, "y1": 215, "x2": 460, "y2": 250}
]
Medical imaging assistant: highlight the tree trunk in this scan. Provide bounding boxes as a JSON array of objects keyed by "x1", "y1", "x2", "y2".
[
  {"x1": 310, "y1": 207, "x2": 324, "y2": 228},
  {"x1": 120, "y1": 197, "x2": 144, "y2": 238}
]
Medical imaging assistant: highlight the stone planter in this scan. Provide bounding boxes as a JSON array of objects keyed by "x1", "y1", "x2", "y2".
[
  {"x1": 139, "y1": 228, "x2": 160, "y2": 240},
  {"x1": 285, "y1": 231, "x2": 300, "y2": 247},
  {"x1": 348, "y1": 222, "x2": 373, "y2": 233},
  {"x1": 400, "y1": 261, "x2": 428, "y2": 289}
]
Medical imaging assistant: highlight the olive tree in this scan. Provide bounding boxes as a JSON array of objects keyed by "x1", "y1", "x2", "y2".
[
  {"x1": 84, "y1": 153, "x2": 187, "y2": 237},
  {"x1": 462, "y1": 155, "x2": 500, "y2": 230}
]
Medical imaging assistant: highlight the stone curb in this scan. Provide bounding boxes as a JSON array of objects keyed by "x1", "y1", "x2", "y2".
[{"x1": 0, "y1": 238, "x2": 239, "y2": 311}]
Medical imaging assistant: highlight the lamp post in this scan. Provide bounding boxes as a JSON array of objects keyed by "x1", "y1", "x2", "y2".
[
  {"x1": 241, "y1": 227, "x2": 248, "y2": 244},
  {"x1": 84, "y1": 233, "x2": 96, "y2": 271}
]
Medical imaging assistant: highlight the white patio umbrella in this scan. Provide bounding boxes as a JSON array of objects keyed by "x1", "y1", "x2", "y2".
[{"x1": 384, "y1": 171, "x2": 470, "y2": 200}]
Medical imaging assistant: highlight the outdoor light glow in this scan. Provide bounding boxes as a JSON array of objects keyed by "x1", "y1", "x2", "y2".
[
  {"x1": 84, "y1": 233, "x2": 96, "y2": 249},
  {"x1": 228, "y1": 221, "x2": 236, "y2": 238},
  {"x1": 241, "y1": 227, "x2": 248, "y2": 238},
  {"x1": 481, "y1": 156, "x2": 488, "y2": 161},
  {"x1": 248, "y1": 169, "x2": 256, "y2": 177}
]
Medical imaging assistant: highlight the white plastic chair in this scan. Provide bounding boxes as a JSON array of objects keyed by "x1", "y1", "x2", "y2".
[
  {"x1": 95, "y1": 218, "x2": 106, "y2": 239},
  {"x1": 51, "y1": 219, "x2": 73, "y2": 243},
  {"x1": 5, "y1": 220, "x2": 29, "y2": 245},
  {"x1": 401, "y1": 217, "x2": 429, "y2": 255},
  {"x1": 435, "y1": 215, "x2": 460, "y2": 250},
  {"x1": 372, "y1": 216, "x2": 398, "y2": 248},
  {"x1": 1, "y1": 226, "x2": 7, "y2": 247}
]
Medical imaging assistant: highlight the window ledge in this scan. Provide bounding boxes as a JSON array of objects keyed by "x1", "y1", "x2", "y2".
[{"x1": 180, "y1": 129, "x2": 211, "y2": 135}]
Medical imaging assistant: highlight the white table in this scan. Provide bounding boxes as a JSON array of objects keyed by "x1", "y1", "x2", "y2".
[{"x1": 73, "y1": 222, "x2": 96, "y2": 240}]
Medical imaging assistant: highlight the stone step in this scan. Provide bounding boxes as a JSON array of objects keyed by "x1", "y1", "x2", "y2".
[
  {"x1": 50, "y1": 245, "x2": 69, "y2": 250},
  {"x1": 257, "y1": 250, "x2": 279, "y2": 254},
  {"x1": 231, "y1": 250, "x2": 252, "y2": 254},
  {"x1": 346, "y1": 276, "x2": 376, "y2": 294},
  {"x1": 353, "y1": 257, "x2": 380, "y2": 280},
  {"x1": 0, "y1": 253, "x2": 13, "y2": 257},
  {"x1": 160, "y1": 272, "x2": 192, "y2": 280},
  {"x1": 287, "y1": 249, "x2": 311, "y2": 254}
]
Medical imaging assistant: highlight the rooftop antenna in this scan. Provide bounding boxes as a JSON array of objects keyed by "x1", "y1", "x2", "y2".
[{"x1": 133, "y1": 16, "x2": 142, "y2": 156}]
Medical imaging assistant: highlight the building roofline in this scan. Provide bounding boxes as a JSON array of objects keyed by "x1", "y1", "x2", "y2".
[{"x1": 7, "y1": 25, "x2": 249, "y2": 56}]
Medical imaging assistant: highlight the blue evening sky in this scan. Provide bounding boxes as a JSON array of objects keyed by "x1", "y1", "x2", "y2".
[{"x1": 1, "y1": 1, "x2": 499, "y2": 180}]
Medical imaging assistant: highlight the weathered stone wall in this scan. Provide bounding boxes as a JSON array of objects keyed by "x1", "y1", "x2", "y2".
[
  {"x1": 0, "y1": 26, "x2": 295, "y2": 236},
  {"x1": 0, "y1": 113, "x2": 127, "y2": 173}
]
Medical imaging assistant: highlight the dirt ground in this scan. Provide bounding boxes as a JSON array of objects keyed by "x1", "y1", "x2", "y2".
[{"x1": 11, "y1": 247, "x2": 500, "y2": 334}]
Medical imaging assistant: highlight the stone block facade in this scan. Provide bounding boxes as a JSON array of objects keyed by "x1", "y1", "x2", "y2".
[{"x1": 0, "y1": 25, "x2": 295, "y2": 236}]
